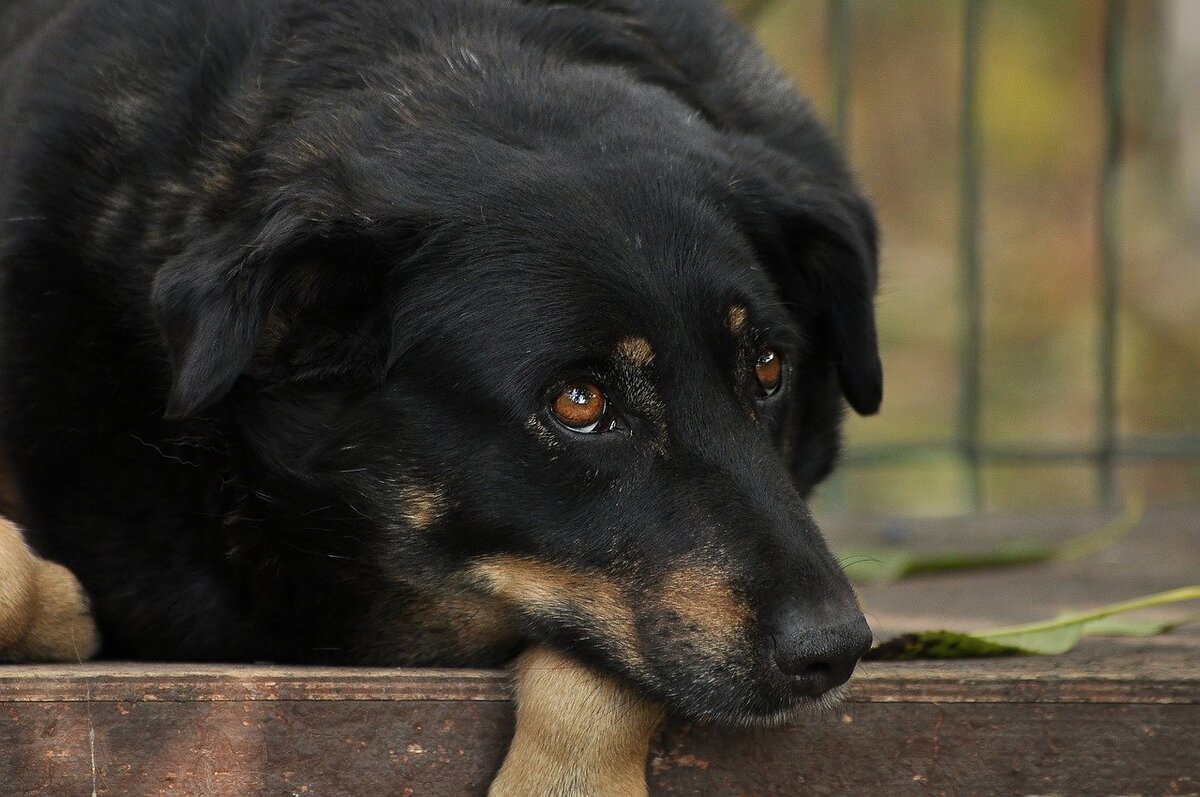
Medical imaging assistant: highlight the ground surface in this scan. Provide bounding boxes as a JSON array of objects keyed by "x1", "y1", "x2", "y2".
[{"x1": 2, "y1": 507, "x2": 1197, "y2": 795}]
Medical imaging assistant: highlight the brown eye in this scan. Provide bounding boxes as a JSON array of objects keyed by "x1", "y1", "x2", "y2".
[
  {"x1": 551, "y1": 382, "x2": 607, "y2": 432},
  {"x1": 755, "y1": 348, "x2": 782, "y2": 396}
]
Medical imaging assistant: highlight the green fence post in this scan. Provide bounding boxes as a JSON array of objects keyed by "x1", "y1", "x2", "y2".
[
  {"x1": 1098, "y1": 0, "x2": 1126, "y2": 507},
  {"x1": 829, "y1": 0, "x2": 852, "y2": 143},
  {"x1": 821, "y1": 0, "x2": 854, "y2": 510},
  {"x1": 958, "y1": 0, "x2": 985, "y2": 510}
]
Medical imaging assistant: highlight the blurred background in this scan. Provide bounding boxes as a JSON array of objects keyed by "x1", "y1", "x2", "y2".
[{"x1": 730, "y1": 0, "x2": 1200, "y2": 516}]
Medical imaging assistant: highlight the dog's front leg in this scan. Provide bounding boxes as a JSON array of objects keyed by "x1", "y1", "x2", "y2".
[{"x1": 489, "y1": 645, "x2": 664, "y2": 797}]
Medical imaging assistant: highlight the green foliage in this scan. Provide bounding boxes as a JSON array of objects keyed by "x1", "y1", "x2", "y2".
[
  {"x1": 866, "y1": 586, "x2": 1200, "y2": 660},
  {"x1": 865, "y1": 631, "x2": 1026, "y2": 661}
]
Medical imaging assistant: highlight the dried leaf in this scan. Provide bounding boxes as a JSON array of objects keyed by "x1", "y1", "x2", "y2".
[{"x1": 865, "y1": 585, "x2": 1200, "y2": 660}]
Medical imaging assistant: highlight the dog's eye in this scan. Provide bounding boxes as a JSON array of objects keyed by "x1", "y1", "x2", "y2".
[
  {"x1": 755, "y1": 348, "x2": 782, "y2": 396},
  {"x1": 551, "y1": 382, "x2": 609, "y2": 433}
]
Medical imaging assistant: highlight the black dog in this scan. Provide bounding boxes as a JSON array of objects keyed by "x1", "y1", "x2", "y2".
[{"x1": 1, "y1": 0, "x2": 879, "y2": 789}]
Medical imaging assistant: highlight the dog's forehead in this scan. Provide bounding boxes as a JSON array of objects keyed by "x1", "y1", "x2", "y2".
[
  {"x1": 369, "y1": 127, "x2": 806, "y2": 409},
  {"x1": 410, "y1": 222, "x2": 768, "y2": 375}
]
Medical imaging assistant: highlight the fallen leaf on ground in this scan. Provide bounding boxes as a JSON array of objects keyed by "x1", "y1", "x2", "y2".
[{"x1": 864, "y1": 585, "x2": 1200, "y2": 660}]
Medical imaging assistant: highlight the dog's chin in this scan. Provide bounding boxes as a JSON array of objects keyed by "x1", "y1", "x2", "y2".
[
  {"x1": 648, "y1": 671, "x2": 854, "y2": 729},
  {"x1": 696, "y1": 676, "x2": 854, "y2": 729},
  {"x1": 722, "y1": 682, "x2": 853, "y2": 729}
]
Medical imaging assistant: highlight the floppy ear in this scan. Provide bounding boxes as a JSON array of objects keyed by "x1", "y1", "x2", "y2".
[
  {"x1": 152, "y1": 212, "x2": 308, "y2": 419},
  {"x1": 784, "y1": 187, "x2": 881, "y2": 416},
  {"x1": 151, "y1": 205, "x2": 403, "y2": 420},
  {"x1": 741, "y1": 180, "x2": 882, "y2": 417}
]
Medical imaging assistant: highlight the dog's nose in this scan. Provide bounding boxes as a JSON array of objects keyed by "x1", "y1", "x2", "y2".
[{"x1": 771, "y1": 613, "x2": 873, "y2": 697}]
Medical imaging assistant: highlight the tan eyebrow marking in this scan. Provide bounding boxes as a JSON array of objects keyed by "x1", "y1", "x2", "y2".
[
  {"x1": 727, "y1": 304, "x2": 748, "y2": 336},
  {"x1": 615, "y1": 335, "x2": 654, "y2": 366},
  {"x1": 613, "y1": 334, "x2": 669, "y2": 455}
]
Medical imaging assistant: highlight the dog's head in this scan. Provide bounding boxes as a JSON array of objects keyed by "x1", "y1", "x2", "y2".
[{"x1": 150, "y1": 58, "x2": 879, "y2": 724}]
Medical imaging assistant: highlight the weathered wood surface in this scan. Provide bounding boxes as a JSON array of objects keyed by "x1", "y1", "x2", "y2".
[
  {"x1": 2, "y1": 507, "x2": 1198, "y2": 795},
  {"x1": 833, "y1": 504, "x2": 1200, "y2": 633}
]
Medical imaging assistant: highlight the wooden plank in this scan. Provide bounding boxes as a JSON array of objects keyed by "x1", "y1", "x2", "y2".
[
  {"x1": 2, "y1": 636, "x2": 1199, "y2": 706},
  {"x1": 651, "y1": 703, "x2": 1200, "y2": 796},
  {"x1": 0, "y1": 664, "x2": 512, "y2": 703},
  {"x1": 3, "y1": 698, "x2": 513, "y2": 796},
  {"x1": 3, "y1": 694, "x2": 1198, "y2": 795}
]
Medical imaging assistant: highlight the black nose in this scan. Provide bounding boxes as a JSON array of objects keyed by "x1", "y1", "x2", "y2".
[{"x1": 772, "y1": 614, "x2": 873, "y2": 697}]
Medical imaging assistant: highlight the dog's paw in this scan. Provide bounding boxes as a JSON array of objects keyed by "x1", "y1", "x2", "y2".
[
  {"x1": 16, "y1": 558, "x2": 101, "y2": 662},
  {"x1": 489, "y1": 645, "x2": 663, "y2": 797},
  {"x1": 0, "y1": 517, "x2": 99, "y2": 662},
  {"x1": 0, "y1": 517, "x2": 37, "y2": 651}
]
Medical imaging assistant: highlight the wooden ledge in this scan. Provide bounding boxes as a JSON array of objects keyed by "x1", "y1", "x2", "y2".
[
  {"x1": 3, "y1": 645, "x2": 1198, "y2": 796},
  {"x1": 3, "y1": 507, "x2": 1197, "y2": 794},
  {"x1": 0, "y1": 664, "x2": 513, "y2": 703},
  {"x1": 3, "y1": 635, "x2": 1199, "y2": 706}
]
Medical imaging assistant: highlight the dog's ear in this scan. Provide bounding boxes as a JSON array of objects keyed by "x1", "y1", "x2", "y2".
[
  {"x1": 152, "y1": 213, "x2": 295, "y2": 418},
  {"x1": 739, "y1": 179, "x2": 882, "y2": 417},
  {"x1": 151, "y1": 209, "x2": 394, "y2": 419},
  {"x1": 784, "y1": 186, "x2": 881, "y2": 416}
]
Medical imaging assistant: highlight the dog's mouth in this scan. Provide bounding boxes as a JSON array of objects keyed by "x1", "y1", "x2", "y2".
[
  {"x1": 730, "y1": 681, "x2": 854, "y2": 728},
  {"x1": 669, "y1": 675, "x2": 856, "y2": 729}
]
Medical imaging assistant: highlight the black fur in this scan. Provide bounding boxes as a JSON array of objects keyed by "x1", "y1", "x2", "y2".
[{"x1": 0, "y1": 0, "x2": 880, "y2": 722}]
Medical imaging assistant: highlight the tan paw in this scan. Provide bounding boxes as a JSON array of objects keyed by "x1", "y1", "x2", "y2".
[
  {"x1": 0, "y1": 517, "x2": 99, "y2": 662},
  {"x1": 489, "y1": 646, "x2": 663, "y2": 797},
  {"x1": 0, "y1": 516, "x2": 38, "y2": 651}
]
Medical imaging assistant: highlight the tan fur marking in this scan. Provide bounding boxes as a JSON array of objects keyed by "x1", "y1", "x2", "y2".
[
  {"x1": 0, "y1": 517, "x2": 99, "y2": 662},
  {"x1": 661, "y1": 563, "x2": 750, "y2": 649},
  {"x1": 472, "y1": 557, "x2": 639, "y2": 659},
  {"x1": 354, "y1": 583, "x2": 518, "y2": 665},
  {"x1": 0, "y1": 517, "x2": 36, "y2": 650},
  {"x1": 615, "y1": 336, "x2": 654, "y2": 366},
  {"x1": 612, "y1": 337, "x2": 669, "y2": 454},
  {"x1": 727, "y1": 304, "x2": 748, "y2": 336},
  {"x1": 398, "y1": 483, "x2": 446, "y2": 531},
  {"x1": 489, "y1": 646, "x2": 662, "y2": 797}
]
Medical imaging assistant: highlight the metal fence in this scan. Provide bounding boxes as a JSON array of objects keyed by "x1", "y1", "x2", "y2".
[{"x1": 816, "y1": 0, "x2": 1200, "y2": 511}]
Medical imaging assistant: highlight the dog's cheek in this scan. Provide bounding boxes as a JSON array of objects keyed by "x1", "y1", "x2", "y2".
[
  {"x1": 468, "y1": 556, "x2": 646, "y2": 671},
  {"x1": 659, "y1": 563, "x2": 753, "y2": 652},
  {"x1": 632, "y1": 562, "x2": 769, "y2": 718},
  {"x1": 351, "y1": 583, "x2": 521, "y2": 667}
]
